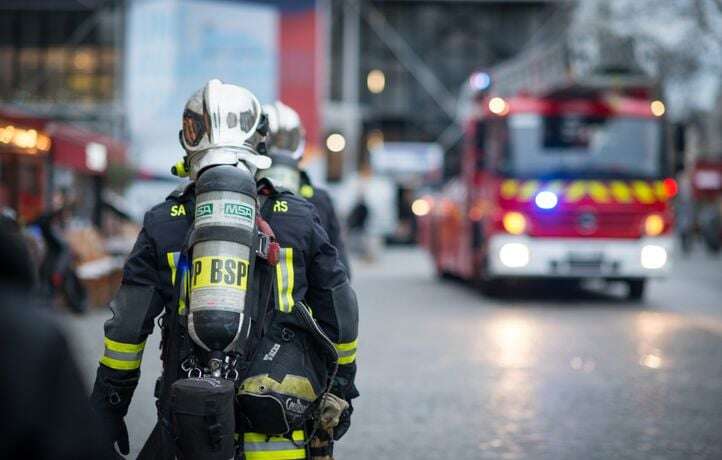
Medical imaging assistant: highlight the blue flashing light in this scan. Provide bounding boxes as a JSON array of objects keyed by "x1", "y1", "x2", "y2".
[
  {"x1": 469, "y1": 72, "x2": 491, "y2": 91},
  {"x1": 535, "y1": 191, "x2": 558, "y2": 210}
]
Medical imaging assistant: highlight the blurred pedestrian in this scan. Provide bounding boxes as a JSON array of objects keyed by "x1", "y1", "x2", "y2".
[
  {"x1": 0, "y1": 212, "x2": 112, "y2": 459},
  {"x1": 347, "y1": 195, "x2": 371, "y2": 260},
  {"x1": 31, "y1": 190, "x2": 88, "y2": 313}
]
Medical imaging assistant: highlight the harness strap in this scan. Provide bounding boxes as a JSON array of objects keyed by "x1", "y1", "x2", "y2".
[{"x1": 256, "y1": 215, "x2": 280, "y2": 265}]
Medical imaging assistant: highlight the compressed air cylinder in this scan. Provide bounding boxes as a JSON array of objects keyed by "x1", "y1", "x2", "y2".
[{"x1": 188, "y1": 164, "x2": 257, "y2": 352}]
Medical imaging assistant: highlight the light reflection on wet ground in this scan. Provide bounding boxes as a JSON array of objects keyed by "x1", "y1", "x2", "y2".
[{"x1": 338, "y1": 248, "x2": 722, "y2": 459}]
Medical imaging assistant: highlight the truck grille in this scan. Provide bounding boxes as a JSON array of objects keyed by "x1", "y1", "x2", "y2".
[{"x1": 531, "y1": 211, "x2": 642, "y2": 238}]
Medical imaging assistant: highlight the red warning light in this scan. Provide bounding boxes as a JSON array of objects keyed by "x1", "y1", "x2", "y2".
[{"x1": 663, "y1": 178, "x2": 678, "y2": 198}]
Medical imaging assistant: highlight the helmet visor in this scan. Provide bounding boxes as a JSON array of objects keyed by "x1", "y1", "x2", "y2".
[{"x1": 182, "y1": 108, "x2": 209, "y2": 147}]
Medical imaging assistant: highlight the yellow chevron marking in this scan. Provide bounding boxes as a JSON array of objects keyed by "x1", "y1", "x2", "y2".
[
  {"x1": 610, "y1": 181, "x2": 632, "y2": 203},
  {"x1": 500, "y1": 180, "x2": 519, "y2": 200},
  {"x1": 519, "y1": 181, "x2": 539, "y2": 201},
  {"x1": 588, "y1": 181, "x2": 610, "y2": 203},
  {"x1": 566, "y1": 181, "x2": 587, "y2": 202},
  {"x1": 632, "y1": 181, "x2": 655, "y2": 204},
  {"x1": 653, "y1": 181, "x2": 668, "y2": 201}
]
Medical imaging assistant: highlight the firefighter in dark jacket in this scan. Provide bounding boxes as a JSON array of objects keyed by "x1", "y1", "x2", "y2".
[
  {"x1": 260, "y1": 101, "x2": 350, "y2": 277},
  {"x1": 90, "y1": 80, "x2": 358, "y2": 459}
]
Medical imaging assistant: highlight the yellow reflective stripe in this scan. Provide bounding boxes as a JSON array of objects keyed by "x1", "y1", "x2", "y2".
[
  {"x1": 244, "y1": 431, "x2": 305, "y2": 443},
  {"x1": 104, "y1": 337, "x2": 145, "y2": 353},
  {"x1": 244, "y1": 449, "x2": 306, "y2": 460},
  {"x1": 334, "y1": 339, "x2": 358, "y2": 352},
  {"x1": 167, "y1": 252, "x2": 178, "y2": 284},
  {"x1": 244, "y1": 429, "x2": 306, "y2": 459},
  {"x1": 178, "y1": 269, "x2": 188, "y2": 315},
  {"x1": 101, "y1": 337, "x2": 145, "y2": 370},
  {"x1": 335, "y1": 339, "x2": 358, "y2": 365},
  {"x1": 275, "y1": 248, "x2": 296, "y2": 313},
  {"x1": 610, "y1": 181, "x2": 632, "y2": 203},
  {"x1": 338, "y1": 354, "x2": 357, "y2": 365},
  {"x1": 500, "y1": 180, "x2": 518, "y2": 199},
  {"x1": 275, "y1": 261, "x2": 285, "y2": 311},
  {"x1": 285, "y1": 248, "x2": 295, "y2": 312},
  {"x1": 100, "y1": 356, "x2": 142, "y2": 370}
]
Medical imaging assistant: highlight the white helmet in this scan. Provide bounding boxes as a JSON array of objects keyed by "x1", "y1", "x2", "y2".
[
  {"x1": 179, "y1": 79, "x2": 270, "y2": 179},
  {"x1": 263, "y1": 101, "x2": 305, "y2": 161}
]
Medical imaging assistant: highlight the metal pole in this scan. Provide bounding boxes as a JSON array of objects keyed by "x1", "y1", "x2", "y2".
[{"x1": 341, "y1": 0, "x2": 361, "y2": 176}]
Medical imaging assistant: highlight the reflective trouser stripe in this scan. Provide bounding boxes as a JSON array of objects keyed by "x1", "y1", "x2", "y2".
[
  {"x1": 244, "y1": 431, "x2": 306, "y2": 459},
  {"x1": 275, "y1": 248, "x2": 295, "y2": 313},
  {"x1": 335, "y1": 339, "x2": 358, "y2": 365},
  {"x1": 100, "y1": 337, "x2": 145, "y2": 370}
]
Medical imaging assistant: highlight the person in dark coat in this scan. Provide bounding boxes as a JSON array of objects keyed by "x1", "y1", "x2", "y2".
[{"x1": 0, "y1": 212, "x2": 113, "y2": 459}]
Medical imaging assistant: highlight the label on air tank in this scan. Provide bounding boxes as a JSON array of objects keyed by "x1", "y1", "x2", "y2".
[
  {"x1": 189, "y1": 255, "x2": 249, "y2": 313},
  {"x1": 191, "y1": 255, "x2": 249, "y2": 290},
  {"x1": 195, "y1": 191, "x2": 255, "y2": 228}
]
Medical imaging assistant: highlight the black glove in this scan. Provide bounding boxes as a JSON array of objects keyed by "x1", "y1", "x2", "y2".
[
  {"x1": 97, "y1": 409, "x2": 130, "y2": 456},
  {"x1": 90, "y1": 366, "x2": 139, "y2": 456},
  {"x1": 333, "y1": 402, "x2": 353, "y2": 441}
]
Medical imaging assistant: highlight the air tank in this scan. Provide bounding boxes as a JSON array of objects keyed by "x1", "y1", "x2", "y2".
[{"x1": 187, "y1": 163, "x2": 257, "y2": 352}]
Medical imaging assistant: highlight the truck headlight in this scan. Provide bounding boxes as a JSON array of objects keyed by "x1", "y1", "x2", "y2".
[
  {"x1": 499, "y1": 243, "x2": 530, "y2": 268},
  {"x1": 641, "y1": 245, "x2": 667, "y2": 269}
]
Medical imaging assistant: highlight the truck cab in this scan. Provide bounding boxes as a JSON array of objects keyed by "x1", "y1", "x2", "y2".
[{"x1": 420, "y1": 85, "x2": 678, "y2": 300}]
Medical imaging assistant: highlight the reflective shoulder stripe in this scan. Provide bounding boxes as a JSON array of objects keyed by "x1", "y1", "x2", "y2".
[
  {"x1": 335, "y1": 338, "x2": 358, "y2": 365},
  {"x1": 178, "y1": 268, "x2": 188, "y2": 315},
  {"x1": 275, "y1": 247, "x2": 295, "y2": 313},
  {"x1": 167, "y1": 251, "x2": 180, "y2": 284},
  {"x1": 244, "y1": 431, "x2": 306, "y2": 459},
  {"x1": 100, "y1": 337, "x2": 146, "y2": 370}
]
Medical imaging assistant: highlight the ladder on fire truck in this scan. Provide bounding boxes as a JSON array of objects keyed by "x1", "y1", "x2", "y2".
[{"x1": 489, "y1": 15, "x2": 655, "y2": 97}]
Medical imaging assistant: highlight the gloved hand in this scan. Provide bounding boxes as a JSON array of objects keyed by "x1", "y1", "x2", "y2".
[
  {"x1": 319, "y1": 393, "x2": 349, "y2": 431},
  {"x1": 90, "y1": 366, "x2": 138, "y2": 456},
  {"x1": 97, "y1": 409, "x2": 130, "y2": 456},
  {"x1": 333, "y1": 402, "x2": 353, "y2": 441}
]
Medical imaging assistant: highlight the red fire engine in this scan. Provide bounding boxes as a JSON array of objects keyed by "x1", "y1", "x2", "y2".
[{"x1": 417, "y1": 35, "x2": 678, "y2": 300}]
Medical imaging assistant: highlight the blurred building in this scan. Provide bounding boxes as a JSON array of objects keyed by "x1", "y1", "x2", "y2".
[
  {"x1": 0, "y1": 0, "x2": 563, "y2": 217},
  {"x1": 0, "y1": 0, "x2": 127, "y2": 223},
  {"x1": 321, "y1": 0, "x2": 561, "y2": 240},
  {"x1": 323, "y1": 0, "x2": 560, "y2": 181},
  {"x1": 0, "y1": 0, "x2": 322, "y2": 216}
]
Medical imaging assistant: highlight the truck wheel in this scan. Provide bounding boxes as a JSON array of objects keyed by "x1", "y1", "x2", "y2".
[{"x1": 627, "y1": 279, "x2": 646, "y2": 301}]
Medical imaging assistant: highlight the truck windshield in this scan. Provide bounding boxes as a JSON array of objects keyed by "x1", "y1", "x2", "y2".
[{"x1": 502, "y1": 114, "x2": 663, "y2": 179}]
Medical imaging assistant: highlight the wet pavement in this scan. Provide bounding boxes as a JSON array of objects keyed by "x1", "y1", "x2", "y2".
[{"x1": 64, "y1": 247, "x2": 722, "y2": 459}]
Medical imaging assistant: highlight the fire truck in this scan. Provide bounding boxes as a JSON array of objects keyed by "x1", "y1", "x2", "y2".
[{"x1": 417, "y1": 34, "x2": 678, "y2": 300}]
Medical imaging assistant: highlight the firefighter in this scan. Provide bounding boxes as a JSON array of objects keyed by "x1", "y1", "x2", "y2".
[
  {"x1": 89, "y1": 80, "x2": 358, "y2": 459},
  {"x1": 260, "y1": 101, "x2": 351, "y2": 277}
]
